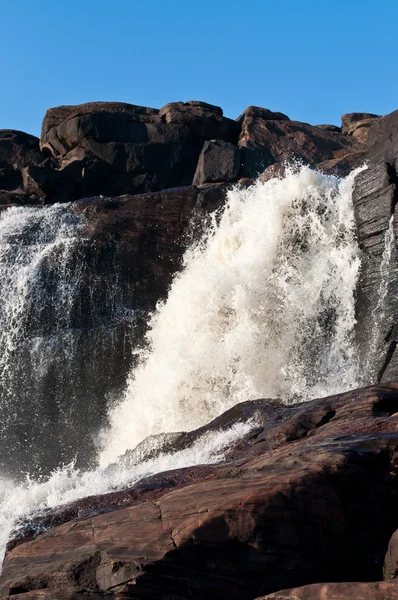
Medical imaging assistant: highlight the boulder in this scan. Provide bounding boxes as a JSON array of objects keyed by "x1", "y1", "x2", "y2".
[
  {"x1": 341, "y1": 112, "x2": 380, "y2": 135},
  {"x1": 0, "y1": 130, "x2": 54, "y2": 202},
  {"x1": 341, "y1": 113, "x2": 381, "y2": 145},
  {"x1": 236, "y1": 106, "x2": 290, "y2": 123},
  {"x1": 39, "y1": 101, "x2": 240, "y2": 198},
  {"x1": 193, "y1": 139, "x2": 240, "y2": 184},
  {"x1": 3, "y1": 384, "x2": 398, "y2": 599},
  {"x1": 238, "y1": 112, "x2": 356, "y2": 178}
]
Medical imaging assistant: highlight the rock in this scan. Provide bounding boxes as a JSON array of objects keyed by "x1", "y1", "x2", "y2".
[
  {"x1": 317, "y1": 150, "x2": 367, "y2": 177},
  {"x1": 384, "y1": 529, "x2": 398, "y2": 580},
  {"x1": 3, "y1": 384, "x2": 398, "y2": 599},
  {"x1": 39, "y1": 101, "x2": 240, "y2": 198},
  {"x1": 238, "y1": 113, "x2": 356, "y2": 178},
  {"x1": 40, "y1": 102, "x2": 160, "y2": 154},
  {"x1": 0, "y1": 130, "x2": 54, "y2": 203},
  {"x1": 21, "y1": 165, "x2": 77, "y2": 203},
  {"x1": 352, "y1": 110, "x2": 398, "y2": 384},
  {"x1": 315, "y1": 124, "x2": 341, "y2": 132},
  {"x1": 341, "y1": 112, "x2": 380, "y2": 135},
  {"x1": 193, "y1": 139, "x2": 240, "y2": 184},
  {"x1": 341, "y1": 112, "x2": 381, "y2": 146},
  {"x1": 258, "y1": 581, "x2": 398, "y2": 599},
  {"x1": 236, "y1": 106, "x2": 290, "y2": 123}
]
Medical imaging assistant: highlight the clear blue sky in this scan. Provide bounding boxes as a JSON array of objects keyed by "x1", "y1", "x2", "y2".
[{"x1": 2, "y1": 0, "x2": 397, "y2": 137}]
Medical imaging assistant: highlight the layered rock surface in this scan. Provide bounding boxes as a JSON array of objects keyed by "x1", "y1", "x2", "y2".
[
  {"x1": 352, "y1": 110, "x2": 398, "y2": 383},
  {"x1": 2, "y1": 384, "x2": 398, "y2": 599}
]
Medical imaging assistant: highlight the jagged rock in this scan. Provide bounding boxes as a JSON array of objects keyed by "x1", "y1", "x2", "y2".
[
  {"x1": 238, "y1": 112, "x2": 356, "y2": 178},
  {"x1": 341, "y1": 112, "x2": 380, "y2": 135},
  {"x1": 3, "y1": 384, "x2": 398, "y2": 599},
  {"x1": 341, "y1": 112, "x2": 381, "y2": 145},
  {"x1": 352, "y1": 110, "x2": 398, "y2": 384},
  {"x1": 258, "y1": 581, "x2": 398, "y2": 599},
  {"x1": 193, "y1": 139, "x2": 240, "y2": 184}
]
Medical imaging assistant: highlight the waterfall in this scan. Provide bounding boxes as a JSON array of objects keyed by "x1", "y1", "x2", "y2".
[
  {"x1": 0, "y1": 166, "x2": 364, "y2": 564},
  {"x1": 99, "y1": 166, "x2": 363, "y2": 466},
  {"x1": 0, "y1": 204, "x2": 135, "y2": 478}
]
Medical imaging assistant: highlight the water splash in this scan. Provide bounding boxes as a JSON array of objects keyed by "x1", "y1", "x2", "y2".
[
  {"x1": 100, "y1": 166, "x2": 363, "y2": 466},
  {"x1": 0, "y1": 419, "x2": 253, "y2": 564}
]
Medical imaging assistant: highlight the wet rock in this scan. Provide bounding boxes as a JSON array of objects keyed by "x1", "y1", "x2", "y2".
[
  {"x1": 258, "y1": 581, "x2": 398, "y2": 599},
  {"x1": 352, "y1": 110, "x2": 398, "y2": 384},
  {"x1": 317, "y1": 150, "x2": 367, "y2": 177},
  {"x1": 3, "y1": 384, "x2": 398, "y2": 599},
  {"x1": 193, "y1": 139, "x2": 240, "y2": 184}
]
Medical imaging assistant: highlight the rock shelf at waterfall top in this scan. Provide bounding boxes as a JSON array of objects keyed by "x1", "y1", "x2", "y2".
[{"x1": 2, "y1": 101, "x2": 398, "y2": 599}]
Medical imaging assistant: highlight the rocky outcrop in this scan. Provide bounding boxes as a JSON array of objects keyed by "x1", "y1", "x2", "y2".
[
  {"x1": 0, "y1": 100, "x2": 380, "y2": 207},
  {"x1": 237, "y1": 106, "x2": 358, "y2": 178},
  {"x1": 342, "y1": 112, "x2": 380, "y2": 144},
  {"x1": 352, "y1": 110, "x2": 398, "y2": 384},
  {"x1": 2, "y1": 383, "x2": 398, "y2": 599},
  {"x1": 38, "y1": 101, "x2": 240, "y2": 198}
]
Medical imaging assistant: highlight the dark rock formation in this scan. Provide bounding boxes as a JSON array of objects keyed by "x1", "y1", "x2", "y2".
[
  {"x1": 0, "y1": 100, "x2": 380, "y2": 208},
  {"x1": 38, "y1": 101, "x2": 239, "y2": 198},
  {"x1": 2, "y1": 384, "x2": 398, "y2": 599},
  {"x1": 238, "y1": 107, "x2": 357, "y2": 178},
  {"x1": 352, "y1": 110, "x2": 398, "y2": 384},
  {"x1": 193, "y1": 139, "x2": 240, "y2": 184}
]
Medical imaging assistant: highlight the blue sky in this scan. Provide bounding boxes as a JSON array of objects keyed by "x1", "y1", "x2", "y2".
[{"x1": 2, "y1": 0, "x2": 397, "y2": 136}]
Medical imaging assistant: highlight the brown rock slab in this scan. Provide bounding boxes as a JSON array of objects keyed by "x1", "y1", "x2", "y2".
[
  {"x1": 3, "y1": 384, "x2": 398, "y2": 598},
  {"x1": 258, "y1": 581, "x2": 398, "y2": 599}
]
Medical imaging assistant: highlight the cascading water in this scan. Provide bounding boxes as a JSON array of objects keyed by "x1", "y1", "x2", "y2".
[
  {"x1": 0, "y1": 166, "x2": 364, "y2": 564},
  {"x1": 0, "y1": 204, "x2": 135, "y2": 477},
  {"x1": 100, "y1": 166, "x2": 363, "y2": 465}
]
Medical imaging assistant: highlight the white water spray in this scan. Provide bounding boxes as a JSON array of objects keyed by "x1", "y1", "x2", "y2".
[{"x1": 100, "y1": 166, "x2": 363, "y2": 466}]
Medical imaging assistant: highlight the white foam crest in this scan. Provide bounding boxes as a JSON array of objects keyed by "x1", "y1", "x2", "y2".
[
  {"x1": 0, "y1": 419, "x2": 253, "y2": 564},
  {"x1": 100, "y1": 166, "x2": 364, "y2": 466}
]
